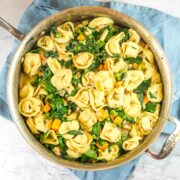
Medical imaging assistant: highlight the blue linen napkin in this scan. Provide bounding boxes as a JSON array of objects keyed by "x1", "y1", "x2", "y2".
[{"x1": 0, "y1": 0, "x2": 180, "y2": 179}]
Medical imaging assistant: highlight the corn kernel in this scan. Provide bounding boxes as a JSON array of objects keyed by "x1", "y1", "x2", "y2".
[
  {"x1": 77, "y1": 34, "x2": 85, "y2": 41},
  {"x1": 52, "y1": 119, "x2": 61, "y2": 131},
  {"x1": 113, "y1": 116, "x2": 123, "y2": 125}
]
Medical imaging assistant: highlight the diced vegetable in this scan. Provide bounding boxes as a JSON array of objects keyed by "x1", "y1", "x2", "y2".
[
  {"x1": 96, "y1": 141, "x2": 109, "y2": 150},
  {"x1": 43, "y1": 102, "x2": 51, "y2": 113},
  {"x1": 77, "y1": 34, "x2": 85, "y2": 41},
  {"x1": 51, "y1": 119, "x2": 61, "y2": 131},
  {"x1": 113, "y1": 116, "x2": 123, "y2": 125}
]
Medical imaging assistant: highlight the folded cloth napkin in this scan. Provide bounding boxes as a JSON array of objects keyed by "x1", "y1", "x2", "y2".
[{"x1": 0, "y1": 0, "x2": 180, "y2": 179}]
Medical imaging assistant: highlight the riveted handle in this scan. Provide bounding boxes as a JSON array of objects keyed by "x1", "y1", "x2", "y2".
[
  {"x1": 0, "y1": 17, "x2": 24, "y2": 41},
  {"x1": 146, "y1": 116, "x2": 180, "y2": 160}
]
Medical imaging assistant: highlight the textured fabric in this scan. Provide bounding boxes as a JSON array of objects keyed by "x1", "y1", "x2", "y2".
[{"x1": 0, "y1": 0, "x2": 180, "y2": 179}]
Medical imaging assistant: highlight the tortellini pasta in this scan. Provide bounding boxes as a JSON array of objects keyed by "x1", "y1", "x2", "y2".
[
  {"x1": 59, "y1": 120, "x2": 80, "y2": 139},
  {"x1": 123, "y1": 136, "x2": 142, "y2": 151},
  {"x1": 19, "y1": 97, "x2": 42, "y2": 117},
  {"x1": 78, "y1": 108, "x2": 97, "y2": 132},
  {"x1": 51, "y1": 22, "x2": 74, "y2": 44},
  {"x1": 41, "y1": 130, "x2": 59, "y2": 145},
  {"x1": 128, "y1": 29, "x2": 140, "y2": 44},
  {"x1": 26, "y1": 117, "x2": 39, "y2": 134},
  {"x1": 23, "y1": 53, "x2": 41, "y2": 76},
  {"x1": 71, "y1": 87, "x2": 90, "y2": 108},
  {"x1": 142, "y1": 47, "x2": 154, "y2": 64},
  {"x1": 123, "y1": 93, "x2": 141, "y2": 118},
  {"x1": 139, "y1": 112, "x2": 158, "y2": 135},
  {"x1": 54, "y1": 42, "x2": 73, "y2": 61},
  {"x1": 98, "y1": 145, "x2": 119, "y2": 161},
  {"x1": 19, "y1": 17, "x2": 163, "y2": 163},
  {"x1": 124, "y1": 70, "x2": 144, "y2": 91},
  {"x1": 88, "y1": 17, "x2": 114, "y2": 31},
  {"x1": 106, "y1": 57, "x2": 127, "y2": 73},
  {"x1": 51, "y1": 68, "x2": 72, "y2": 90},
  {"x1": 89, "y1": 89, "x2": 106, "y2": 111},
  {"x1": 19, "y1": 82, "x2": 34, "y2": 98},
  {"x1": 100, "y1": 29, "x2": 109, "y2": 41},
  {"x1": 107, "y1": 86, "x2": 124, "y2": 108},
  {"x1": 73, "y1": 52, "x2": 93, "y2": 69},
  {"x1": 100, "y1": 122, "x2": 121, "y2": 143},
  {"x1": 37, "y1": 35, "x2": 55, "y2": 51},
  {"x1": 151, "y1": 71, "x2": 161, "y2": 84},
  {"x1": 34, "y1": 114, "x2": 46, "y2": 132},
  {"x1": 147, "y1": 83, "x2": 163, "y2": 102},
  {"x1": 121, "y1": 42, "x2": 140, "y2": 58},
  {"x1": 94, "y1": 71, "x2": 115, "y2": 92},
  {"x1": 105, "y1": 32, "x2": 125, "y2": 56},
  {"x1": 82, "y1": 71, "x2": 95, "y2": 87},
  {"x1": 66, "y1": 131, "x2": 93, "y2": 158},
  {"x1": 34, "y1": 85, "x2": 48, "y2": 97},
  {"x1": 140, "y1": 60, "x2": 156, "y2": 80},
  {"x1": 47, "y1": 57, "x2": 61, "y2": 74}
]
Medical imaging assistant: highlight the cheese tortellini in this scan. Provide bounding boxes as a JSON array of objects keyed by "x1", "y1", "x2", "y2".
[
  {"x1": 121, "y1": 42, "x2": 140, "y2": 58},
  {"x1": 100, "y1": 122, "x2": 121, "y2": 143},
  {"x1": 89, "y1": 89, "x2": 106, "y2": 111},
  {"x1": 88, "y1": 17, "x2": 114, "y2": 31},
  {"x1": 106, "y1": 57, "x2": 127, "y2": 73},
  {"x1": 98, "y1": 145, "x2": 119, "y2": 161},
  {"x1": 71, "y1": 87, "x2": 90, "y2": 108},
  {"x1": 19, "y1": 82, "x2": 34, "y2": 98},
  {"x1": 123, "y1": 136, "x2": 142, "y2": 151},
  {"x1": 47, "y1": 57, "x2": 61, "y2": 74},
  {"x1": 19, "y1": 97, "x2": 42, "y2": 117},
  {"x1": 19, "y1": 17, "x2": 163, "y2": 163},
  {"x1": 124, "y1": 70, "x2": 144, "y2": 91},
  {"x1": 51, "y1": 22, "x2": 74, "y2": 44},
  {"x1": 82, "y1": 71, "x2": 95, "y2": 87},
  {"x1": 59, "y1": 120, "x2": 80, "y2": 139},
  {"x1": 139, "y1": 112, "x2": 158, "y2": 135},
  {"x1": 94, "y1": 71, "x2": 115, "y2": 92},
  {"x1": 23, "y1": 53, "x2": 41, "y2": 76},
  {"x1": 51, "y1": 68, "x2": 72, "y2": 90},
  {"x1": 78, "y1": 108, "x2": 97, "y2": 132},
  {"x1": 147, "y1": 83, "x2": 163, "y2": 102},
  {"x1": 105, "y1": 32, "x2": 125, "y2": 56},
  {"x1": 107, "y1": 86, "x2": 124, "y2": 108},
  {"x1": 66, "y1": 131, "x2": 93, "y2": 158},
  {"x1": 123, "y1": 93, "x2": 141, "y2": 118},
  {"x1": 73, "y1": 52, "x2": 93, "y2": 69},
  {"x1": 37, "y1": 35, "x2": 55, "y2": 51}
]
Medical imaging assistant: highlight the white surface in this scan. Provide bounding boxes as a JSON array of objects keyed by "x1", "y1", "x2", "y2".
[{"x1": 0, "y1": 0, "x2": 180, "y2": 180}]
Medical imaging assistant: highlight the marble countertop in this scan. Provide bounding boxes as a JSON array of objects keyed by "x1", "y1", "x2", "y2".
[{"x1": 0, "y1": 0, "x2": 180, "y2": 179}]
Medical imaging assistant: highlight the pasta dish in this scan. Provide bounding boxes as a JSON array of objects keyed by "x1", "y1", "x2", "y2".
[{"x1": 18, "y1": 17, "x2": 163, "y2": 162}]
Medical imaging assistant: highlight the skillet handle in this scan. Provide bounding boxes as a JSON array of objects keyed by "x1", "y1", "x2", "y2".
[
  {"x1": 146, "y1": 115, "x2": 180, "y2": 160},
  {"x1": 0, "y1": 17, "x2": 24, "y2": 41}
]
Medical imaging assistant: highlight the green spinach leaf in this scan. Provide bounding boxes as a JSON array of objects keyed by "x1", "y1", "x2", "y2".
[
  {"x1": 144, "y1": 102, "x2": 157, "y2": 113},
  {"x1": 133, "y1": 79, "x2": 151, "y2": 94},
  {"x1": 67, "y1": 130, "x2": 83, "y2": 136},
  {"x1": 84, "y1": 150, "x2": 97, "y2": 159},
  {"x1": 124, "y1": 56, "x2": 143, "y2": 65}
]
